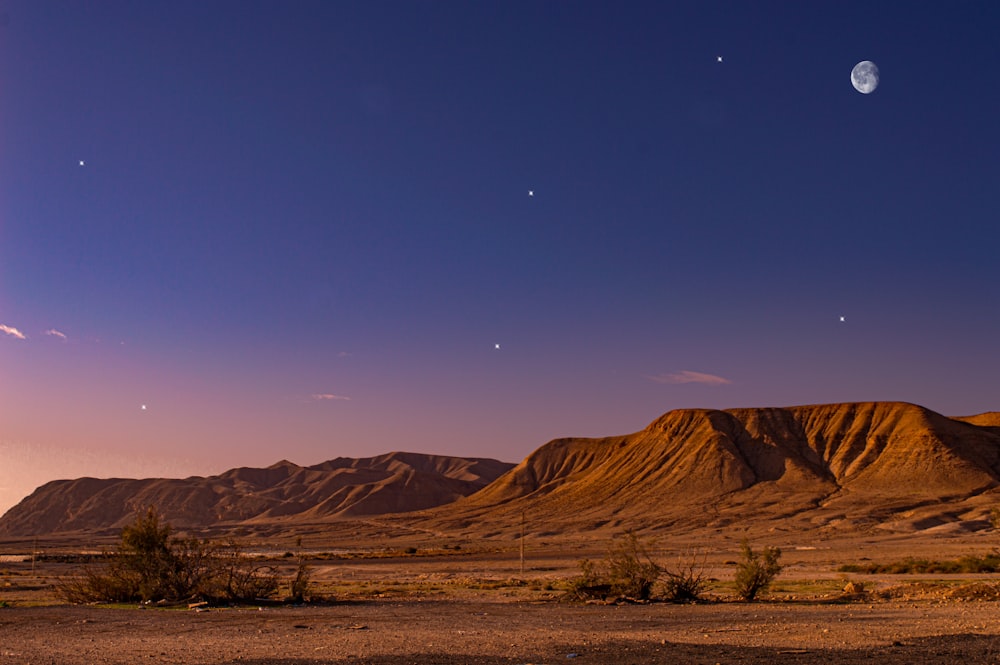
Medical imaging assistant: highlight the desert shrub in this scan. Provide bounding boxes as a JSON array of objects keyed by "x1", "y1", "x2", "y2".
[
  {"x1": 289, "y1": 561, "x2": 312, "y2": 603},
  {"x1": 566, "y1": 557, "x2": 606, "y2": 599},
  {"x1": 569, "y1": 532, "x2": 661, "y2": 601},
  {"x1": 605, "y1": 531, "x2": 661, "y2": 600},
  {"x1": 205, "y1": 541, "x2": 278, "y2": 602},
  {"x1": 60, "y1": 565, "x2": 134, "y2": 604},
  {"x1": 734, "y1": 540, "x2": 782, "y2": 601},
  {"x1": 120, "y1": 506, "x2": 176, "y2": 601},
  {"x1": 660, "y1": 550, "x2": 709, "y2": 602},
  {"x1": 59, "y1": 507, "x2": 278, "y2": 604}
]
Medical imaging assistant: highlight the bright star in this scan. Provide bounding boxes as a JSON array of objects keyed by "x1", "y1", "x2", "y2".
[
  {"x1": 141, "y1": 404, "x2": 147, "y2": 410},
  {"x1": 494, "y1": 343, "x2": 501, "y2": 350},
  {"x1": 717, "y1": 56, "x2": 723, "y2": 63},
  {"x1": 79, "y1": 160, "x2": 85, "y2": 166},
  {"x1": 839, "y1": 316, "x2": 845, "y2": 322},
  {"x1": 528, "y1": 190, "x2": 533, "y2": 197}
]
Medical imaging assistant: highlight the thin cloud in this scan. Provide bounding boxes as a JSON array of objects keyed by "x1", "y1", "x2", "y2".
[
  {"x1": 647, "y1": 370, "x2": 733, "y2": 386},
  {"x1": 337, "y1": 351, "x2": 353, "y2": 358},
  {"x1": 0, "y1": 324, "x2": 27, "y2": 340},
  {"x1": 44, "y1": 328, "x2": 68, "y2": 341},
  {"x1": 311, "y1": 393, "x2": 351, "y2": 401}
]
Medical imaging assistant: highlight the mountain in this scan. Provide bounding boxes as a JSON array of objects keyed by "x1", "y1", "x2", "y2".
[
  {"x1": 0, "y1": 452, "x2": 513, "y2": 536},
  {"x1": 6, "y1": 402, "x2": 1000, "y2": 541},
  {"x1": 426, "y1": 402, "x2": 1000, "y2": 537}
]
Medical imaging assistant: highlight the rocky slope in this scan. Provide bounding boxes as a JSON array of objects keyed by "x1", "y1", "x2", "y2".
[{"x1": 428, "y1": 402, "x2": 1000, "y2": 537}]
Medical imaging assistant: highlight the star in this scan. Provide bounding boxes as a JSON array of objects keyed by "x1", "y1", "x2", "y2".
[
  {"x1": 141, "y1": 404, "x2": 147, "y2": 410},
  {"x1": 78, "y1": 160, "x2": 85, "y2": 166},
  {"x1": 716, "y1": 56, "x2": 723, "y2": 63},
  {"x1": 839, "y1": 316, "x2": 845, "y2": 322},
  {"x1": 494, "y1": 343, "x2": 501, "y2": 350},
  {"x1": 528, "y1": 190, "x2": 533, "y2": 197}
]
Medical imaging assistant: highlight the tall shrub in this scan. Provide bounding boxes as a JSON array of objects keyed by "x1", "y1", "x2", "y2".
[{"x1": 734, "y1": 540, "x2": 782, "y2": 601}]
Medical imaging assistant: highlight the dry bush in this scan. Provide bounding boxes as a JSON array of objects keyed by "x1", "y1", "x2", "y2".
[
  {"x1": 201, "y1": 541, "x2": 278, "y2": 602},
  {"x1": 569, "y1": 531, "x2": 661, "y2": 601},
  {"x1": 605, "y1": 531, "x2": 661, "y2": 600},
  {"x1": 59, "y1": 507, "x2": 277, "y2": 604},
  {"x1": 660, "y1": 550, "x2": 709, "y2": 602},
  {"x1": 734, "y1": 540, "x2": 782, "y2": 601},
  {"x1": 567, "y1": 557, "x2": 611, "y2": 600},
  {"x1": 289, "y1": 561, "x2": 312, "y2": 603},
  {"x1": 60, "y1": 562, "x2": 138, "y2": 604}
]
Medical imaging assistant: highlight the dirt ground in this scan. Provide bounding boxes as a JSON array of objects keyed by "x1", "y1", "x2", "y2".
[
  {"x1": 5, "y1": 532, "x2": 1000, "y2": 663},
  {"x1": 4, "y1": 598, "x2": 1000, "y2": 664}
]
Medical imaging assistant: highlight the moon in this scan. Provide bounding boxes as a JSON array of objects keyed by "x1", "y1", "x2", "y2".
[{"x1": 851, "y1": 61, "x2": 879, "y2": 94}]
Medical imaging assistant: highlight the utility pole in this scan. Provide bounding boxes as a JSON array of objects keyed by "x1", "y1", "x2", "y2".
[{"x1": 519, "y1": 511, "x2": 525, "y2": 576}]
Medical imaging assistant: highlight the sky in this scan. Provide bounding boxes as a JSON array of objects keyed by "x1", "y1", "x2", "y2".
[{"x1": 1, "y1": 1, "x2": 999, "y2": 514}]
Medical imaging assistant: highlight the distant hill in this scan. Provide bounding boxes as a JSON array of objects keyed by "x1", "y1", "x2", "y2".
[
  {"x1": 6, "y1": 402, "x2": 1000, "y2": 541},
  {"x1": 426, "y1": 402, "x2": 1000, "y2": 537},
  {"x1": 0, "y1": 452, "x2": 513, "y2": 536}
]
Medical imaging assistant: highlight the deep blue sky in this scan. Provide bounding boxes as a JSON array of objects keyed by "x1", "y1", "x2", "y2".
[{"x1": 1, "y1": 1, "x2": 998, "y2": 511}]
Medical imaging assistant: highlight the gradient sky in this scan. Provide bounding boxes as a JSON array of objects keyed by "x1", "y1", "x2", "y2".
[{"x1": 2, "y1": 1, "x2": 998, "y2": 514}]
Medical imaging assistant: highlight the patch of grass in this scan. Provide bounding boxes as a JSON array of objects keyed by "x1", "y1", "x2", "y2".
[{"x1": 838, "y1": 551, "x2": 1000, "y2": 575}]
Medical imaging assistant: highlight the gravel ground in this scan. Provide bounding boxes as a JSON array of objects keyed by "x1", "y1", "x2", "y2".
[{"x1": 3, "y1": 599, "x2": 1000, "y2": 664}]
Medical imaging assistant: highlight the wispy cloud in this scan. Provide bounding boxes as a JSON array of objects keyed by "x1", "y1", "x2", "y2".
[
  {"x1": 311, "y1": 393, "x2": 351, "y2": 401},
  {"x1": 337, "y1": 351, "x2": 353, "y2": 358},
  {"x1": 647, "y1": 370, "x2": 732, "y2": 386},
  {"x1": 0, "y1": 324, "x2": 27, "y2": 340},
  {"x1": 43, "y1": 328, "x2": 68, "y2": 341}
]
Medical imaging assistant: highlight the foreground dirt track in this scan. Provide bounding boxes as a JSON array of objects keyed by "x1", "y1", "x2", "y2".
[{"x1": 3, "y1": 599, "x2": 1000, "y2": 664}]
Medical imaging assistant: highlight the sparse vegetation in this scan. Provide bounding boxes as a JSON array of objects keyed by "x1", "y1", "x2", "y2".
[
  {"x1": 839, "y1": 551, "x2": 1000, "y2": 575},
  {"x1": 734, "y1": 540, "x2": 782, "y2": 601},
  {"x1": 605, "y1": 531, "x2": 661, "y2": 599},
  {"x1": 289, "y1": 561, "x2": 312, "y2": 603},
  {"x1": 660, "y1": 550, "x2": 709, "y2": 602},
  {"x1": 571, "y1": 531, "x2": 661, "y2": 601},
  {"x1": 59, "y1": 507, "x2": 278, "y2": 605}
]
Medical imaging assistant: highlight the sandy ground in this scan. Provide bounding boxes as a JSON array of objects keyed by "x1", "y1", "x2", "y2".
[
  {"x1": 6, "y1": 533, "x2": 1000, "y2": 663},
  {"x1": 4, "y1": 598, "x2": 1000, "y2": 664}
]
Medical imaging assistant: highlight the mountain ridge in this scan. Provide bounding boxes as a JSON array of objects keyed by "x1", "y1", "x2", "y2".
[
  {"x1": 0, "y1": 452, "x2": 513, "y2": 536},
  {"x1": 4, "y1": 402, "x2": 1000, "y2": 539},
  {"x1": 424, "y1": 402, "x2": 1000, "y2": 536}
]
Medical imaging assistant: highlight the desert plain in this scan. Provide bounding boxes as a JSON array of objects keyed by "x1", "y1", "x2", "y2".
[
  {"x1": 5, "y1": 402, "x2": 1000, "y2": 663},
  {"x1": 5, "y1": 527, "x2": 1000, "y2": 664}
]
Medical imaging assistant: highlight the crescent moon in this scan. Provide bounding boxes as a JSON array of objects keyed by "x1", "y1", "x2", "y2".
[{"x1": 851, "y1": 61, "x2": 879, "y2": 94}]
